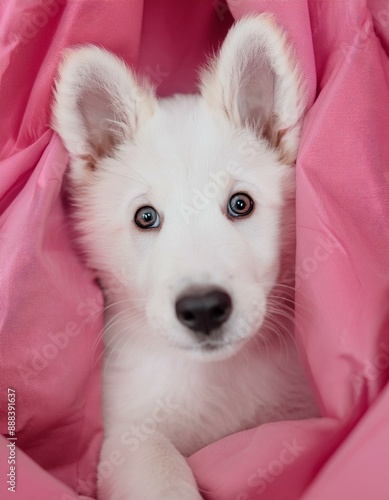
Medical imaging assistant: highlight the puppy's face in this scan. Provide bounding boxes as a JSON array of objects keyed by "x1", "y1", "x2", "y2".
[{"x1": 54, "y1": 16, "x2": 306, "y2": 360}]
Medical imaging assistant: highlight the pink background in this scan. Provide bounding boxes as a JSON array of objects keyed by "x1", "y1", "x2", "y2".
[{"x1": 1, "y1": 0, "x2": 388, "y2": 498}]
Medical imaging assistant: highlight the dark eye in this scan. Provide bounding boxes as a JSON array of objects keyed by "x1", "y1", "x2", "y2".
[
  {"x1": 228, "y1": 193, "x2": 254, "y2": 218},
  {"x1": 134, "y1": 206, "x2": 160, "y2": 229}
]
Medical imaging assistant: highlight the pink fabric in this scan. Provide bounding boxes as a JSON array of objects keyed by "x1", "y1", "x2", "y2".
[{"x1": 1, "y1": 1, "x2": 388, "y2": 499}]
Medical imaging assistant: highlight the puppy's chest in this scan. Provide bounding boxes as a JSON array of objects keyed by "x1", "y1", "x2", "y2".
[{"x1": 103, "y1": 344, "x2": 298, "y2": 456}]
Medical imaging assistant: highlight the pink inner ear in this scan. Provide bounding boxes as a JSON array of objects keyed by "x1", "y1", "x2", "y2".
[
  {"x1": 78, "y1": 86, "x2": 125, "y2": 158},
  {"x1": 236, "y1": 50, "x2": 275, "y2": 137}
]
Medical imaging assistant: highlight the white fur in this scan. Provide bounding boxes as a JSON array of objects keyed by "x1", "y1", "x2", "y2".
[{"x1": 53, "y1": 15, "x2": 317, "y2": 500}]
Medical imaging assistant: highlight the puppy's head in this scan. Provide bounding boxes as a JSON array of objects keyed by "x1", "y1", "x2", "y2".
[{"x1": 53, "y1": 15, "x2": 307, "y2": 360}]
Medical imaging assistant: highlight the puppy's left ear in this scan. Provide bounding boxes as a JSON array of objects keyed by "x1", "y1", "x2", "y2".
[{"x1": 200, "y1": 15, "x2": 307, "y2": 164}]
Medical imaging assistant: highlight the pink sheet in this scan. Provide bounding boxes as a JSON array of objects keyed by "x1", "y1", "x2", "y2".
[{"x1": 1, "y1": 0, "x2": 388, "y2": 498}]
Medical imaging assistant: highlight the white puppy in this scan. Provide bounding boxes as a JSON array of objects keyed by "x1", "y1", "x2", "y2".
[{"x1": 53, "y1": 15, "x2": 317, "y2": 500}]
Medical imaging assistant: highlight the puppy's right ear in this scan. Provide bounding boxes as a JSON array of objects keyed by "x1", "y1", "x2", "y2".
[
  {"x1": 200, "y1": 15, "x2": 307, "y2": 165},
  {"x1": 53, "y1": 46, "x2": 156, "y2": 178}
]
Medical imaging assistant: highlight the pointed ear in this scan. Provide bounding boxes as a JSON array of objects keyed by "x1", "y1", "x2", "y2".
[
  {"x1": 200, "y1": 15, "x2": 307, "y2": 164},
  {"x1": 53, "y1": 46, "x2": 156, "y2": 175}
]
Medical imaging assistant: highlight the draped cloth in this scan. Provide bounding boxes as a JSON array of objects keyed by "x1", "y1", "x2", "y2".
[{"x1": 0, "y1": 1, "x2": 388, "y2": 498}]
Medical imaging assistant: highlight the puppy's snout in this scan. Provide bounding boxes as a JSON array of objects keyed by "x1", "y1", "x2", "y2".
[{"x1": 175, "y1": 289, "x2": 232, "y2": 335}]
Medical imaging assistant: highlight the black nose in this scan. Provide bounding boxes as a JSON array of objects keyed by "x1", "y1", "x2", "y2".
[{"x1": 175, "y1": 290, "x2": 232, "y2": 335}]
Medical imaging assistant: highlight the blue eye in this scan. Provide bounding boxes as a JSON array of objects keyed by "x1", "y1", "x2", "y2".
[
  {"x1": 134, "y1": 206, "x2": 160, "y2": 229},
  {"x1": 228, "y1": 193, "x2": 254, "y2": 217}
]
